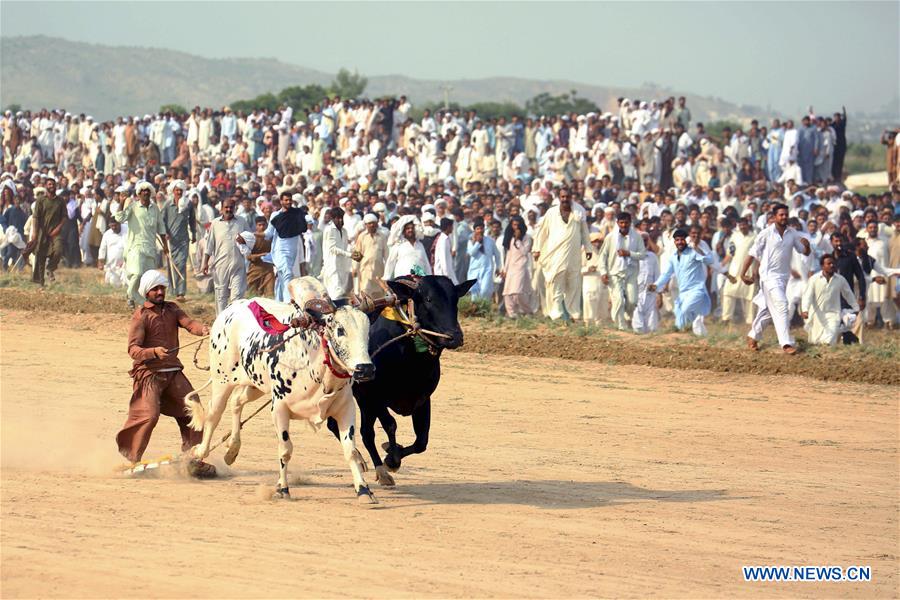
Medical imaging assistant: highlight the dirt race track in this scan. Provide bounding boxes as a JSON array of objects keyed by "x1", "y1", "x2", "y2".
[{"x1": 1, "y1": 311, "x2": 898, "y2": 598}]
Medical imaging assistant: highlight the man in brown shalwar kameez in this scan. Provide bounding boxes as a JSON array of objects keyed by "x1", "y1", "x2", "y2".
[
  {"x1": 125, "y1": 117, "x2": 139, "y2": 167},
  {"x1": 116, "y1": 269, "x2": 216, "y2": 477},
  {"x1": 246, "y1": 216, "x2": 275, "y2": 296}
]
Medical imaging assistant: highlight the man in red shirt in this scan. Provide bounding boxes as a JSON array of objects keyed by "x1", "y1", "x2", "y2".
[{"x1": 116, "y1": 269, "x2": 216, "y2": 477}]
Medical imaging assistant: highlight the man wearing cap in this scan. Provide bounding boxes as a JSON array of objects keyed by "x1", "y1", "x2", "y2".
[
  {"x1": 353, "y1": 213, "x2": 388, "y2": 296},
  {"x1": 116, "y1": 181, "x2": 168, "y2": 307},
  {"x1": 116, "y1": 269, "x2": 215, "y2": 477},
  {"x1": 321, "y1": 207, "x2": 360, "y2": 300}
]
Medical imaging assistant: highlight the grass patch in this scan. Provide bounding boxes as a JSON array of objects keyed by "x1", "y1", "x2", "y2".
[{"x1": 458, "y1": 296, "x2": 494, "y2": 319}]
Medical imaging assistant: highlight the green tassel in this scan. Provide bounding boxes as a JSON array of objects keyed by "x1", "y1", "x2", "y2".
[{"x1": 412, "y1": 335, "x2": 429, "y2": 353}]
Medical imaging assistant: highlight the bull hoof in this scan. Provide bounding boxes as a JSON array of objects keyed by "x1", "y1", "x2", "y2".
[
  {"x1": 375, "y1": 465, "x2": 395, "y2": 487},
  {"x1": 272, "y1": 487, "x2": 291, "y2": 500},
  {"x1": 224, "y1": 441, "x2": 241, "y2": 465},
  {"x1": 357, "y1": 485, "x2": 378, "y2": 506},
  {"x1": 384, "y1": 454, "x2": 401, "y2": 472}
]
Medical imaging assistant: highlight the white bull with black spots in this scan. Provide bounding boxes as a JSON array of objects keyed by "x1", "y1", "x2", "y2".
[{"x1": 185, "y1": 279, "x2": 377, "y2": 504}]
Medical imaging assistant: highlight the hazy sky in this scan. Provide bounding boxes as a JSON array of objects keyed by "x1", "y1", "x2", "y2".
[{"x1": 2, "y1": 1, "x2": 897, "y2": 115}]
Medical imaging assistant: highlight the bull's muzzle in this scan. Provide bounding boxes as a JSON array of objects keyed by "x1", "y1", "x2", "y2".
[
  {"x1": 442, "y1": 330, "x2": 464, "y2": 350},
  {"x1": 353, "y1": 363, "x2": 376, "y2": 382}
]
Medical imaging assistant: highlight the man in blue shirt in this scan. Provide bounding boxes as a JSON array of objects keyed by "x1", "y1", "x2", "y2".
[
  {"x1": 649, "y1": 228, "x2": 722, "y2": 336},
  {"x1": 466, "y1": 219, "x2": 502, "y2": 300}
]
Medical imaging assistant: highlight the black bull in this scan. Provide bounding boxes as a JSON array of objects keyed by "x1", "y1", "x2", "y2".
[{"x1": 327, "y1": 275, "x2": 475, "y2": 485}]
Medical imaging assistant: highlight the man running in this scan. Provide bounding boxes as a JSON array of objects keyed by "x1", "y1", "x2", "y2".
[{"x1": 116, "y1": 269, "x2": 215, "y2": 477}]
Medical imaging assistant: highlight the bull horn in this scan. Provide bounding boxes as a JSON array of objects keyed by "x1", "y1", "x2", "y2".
[{"x1": 305, "y1": 298, "x2": 335, "y2": 315}]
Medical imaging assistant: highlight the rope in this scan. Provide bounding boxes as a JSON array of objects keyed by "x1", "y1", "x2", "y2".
[
  {"x1": 258, "y1": 328, "x2": 305, "y2": 354},
  {"x1": 206, "y1": 397, "x2": 273, "y2": 455},
  {"x1": 193, "y1": 338, "x2": 209, "y2": 371},
  {"x1": 370, "y1": 297, "x2": 452, "y2": 358},
  {"x1": 123, "y1": 397, "x2": 272, "y2": 474}
]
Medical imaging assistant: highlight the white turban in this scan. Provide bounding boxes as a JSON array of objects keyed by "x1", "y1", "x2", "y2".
[
  {"x1": 363, "y1": 213, "x2": 378, "y2": 224},
  {"x1": 169, "y1": 179, "x2": 187, "y2": 192},
  {"x1": 292, "y1": 193, "x2": 306, "y2": 207},
  {"x1": 0, "y1": 179, "x2": 16, "y2": 197},
  {"x1": 138, "y1": 270, "x2": 169, "y2": 298},
  {"x1": 388, "y1": 215, "x2": 423, "y2": 246},
  {"x1": 136, "y1": 181, "x2": 155, "y2": 194}
]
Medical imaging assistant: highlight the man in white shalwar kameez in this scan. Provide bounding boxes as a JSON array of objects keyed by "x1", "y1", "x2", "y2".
[
  {"x1": 721, "y1": 219, "x2": 757, "y2": 324},
  {"x1": 581, "y1": 233, "x2": 608, "y2": 325},
  {"x1": 786, "y1": 225, "x2": 815, "y2": 320},
  {"x1": 385, "y1": 215, "x2": 432, "y2": 279},
  {"x1": 632, "y1": 233, "x2": 660, "y2": 334},
  {"x1": 597, "y1": 212, "x2": 645, "y2": 330},
  {"x1": 433, "y1": 218, "x2": 457, "y2": 284},
  {"x1": 740, "y1": 204, "x2": 811, "y2": 354},
  {"x1": 98, "y1": 219, "x2": 127, "y2": 287},
  {"x1": 862, "y1": 220, "x2": 895, "y2": 325},
  {"x1": 801, "y1": 255, "x2": 859, "y2": 345},
  {"x1": 532, "y1": 189, "x2": 592, "y2": 320},
  {"x1": 321, "y1": 207, "x2": 359, "y2": 300}
]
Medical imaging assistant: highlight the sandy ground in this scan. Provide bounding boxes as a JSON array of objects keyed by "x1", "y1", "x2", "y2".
[
  {"x1": 1, "y1": 311, "x2": 897, "y2": 598},
  {"x1": 845, "y1": 171, "x2": 888, "y2": 190}
]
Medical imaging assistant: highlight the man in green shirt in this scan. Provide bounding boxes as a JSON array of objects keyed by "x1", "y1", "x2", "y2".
[
  {"x1": 116, "y1": 181, "x2": 168, "y2": 307},
  {"x1": 26, "y1": 179, "x2": 66, "y2": 286}
]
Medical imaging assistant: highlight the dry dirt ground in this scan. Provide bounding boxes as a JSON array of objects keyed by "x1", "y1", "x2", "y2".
[{"x1": 1, "y1": 311, "x2": 898, "y2": 598}]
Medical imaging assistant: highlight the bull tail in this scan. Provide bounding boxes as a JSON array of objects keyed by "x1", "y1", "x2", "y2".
[{"x1": 184, "y1": 378, "x2": 213, "y2": 431}]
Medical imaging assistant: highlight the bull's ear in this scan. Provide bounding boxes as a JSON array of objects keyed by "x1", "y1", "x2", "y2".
[
  {"x1": 455, "y1": 279, "x2": 477, "y2": 298},
  {"x1": 386, "y1": 279, "x2": 417, "y2": 300}
]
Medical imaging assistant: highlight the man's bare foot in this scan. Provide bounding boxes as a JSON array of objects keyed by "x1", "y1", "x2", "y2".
[
  {"x1": 746, "y1": 337, "x2": 759, "y2": 351},
  {"x1": 176, "y1": 295, "x2": 187, "y2": 302},
  {"x1": 782, "y1": 345, "x2": 798, "y2": 355}
]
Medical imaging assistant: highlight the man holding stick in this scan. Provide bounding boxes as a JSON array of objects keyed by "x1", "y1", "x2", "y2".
[
  {"x1": 116, "y1": 181, "x2": 168, "y2": 308},
  {"x1": 116, "y1": 269, "x2": 215, "y2": 477},
  {"x1": 161, "y1": 179, "x2": 192, "y2": 301}
]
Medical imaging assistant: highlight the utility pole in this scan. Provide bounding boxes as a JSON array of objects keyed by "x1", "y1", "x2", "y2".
[{"x1": 441, "y1": 84, "x2": 454, "y2": 110}]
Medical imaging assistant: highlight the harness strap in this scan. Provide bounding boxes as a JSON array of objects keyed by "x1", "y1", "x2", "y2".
[{"x1": 321, "y1": 335, "x2": 352, "y2": 379}]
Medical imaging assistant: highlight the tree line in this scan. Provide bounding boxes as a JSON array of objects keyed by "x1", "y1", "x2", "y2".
[{"x1": 158, "y1": 70, "x2": 602, "y2": 121}]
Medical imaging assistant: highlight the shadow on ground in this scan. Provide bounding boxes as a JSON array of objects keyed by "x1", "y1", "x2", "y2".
[{"x1": 387, "y1": 479, "x2": 729, "y2": 509}]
